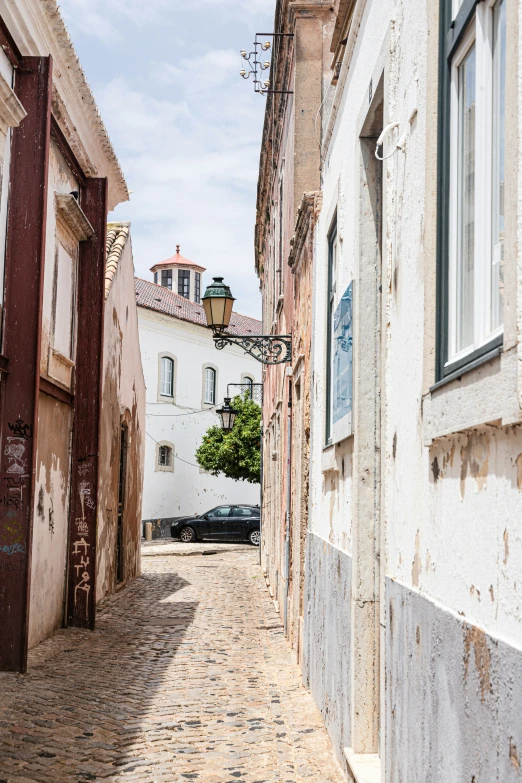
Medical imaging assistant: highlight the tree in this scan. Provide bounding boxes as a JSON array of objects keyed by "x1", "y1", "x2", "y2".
[{"x1": 195, "y1": 393, "x2": 261, "y2": 484}]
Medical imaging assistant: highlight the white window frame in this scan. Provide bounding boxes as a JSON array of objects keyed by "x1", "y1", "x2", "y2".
[
  {"x1": 447, "y1": 0, "x2": 505, "y2": 366},
  {"x1": 204, "y1": 366, "x2": 216, "y2": 405},
  {"x1": 156, "y1": 441, "x2": 174, "y2": 473},
  {"x1": 160, "y1": 356, "x2": 174, "y2": 397}
]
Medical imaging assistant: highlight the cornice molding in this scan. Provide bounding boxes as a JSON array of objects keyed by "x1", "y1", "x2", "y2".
[
  {"x1": 55, "y1": 193, "x2": 94, "y2": 241},
  {"x1": 0, "y1": 1, "x2": 129, "y2": 210},
  {"x1": 288, "y1": 190, "x2": 322, "y2": 271},
  {"x1": 322, "y1": 0, "x2": 367, "y2": 157},
  {"x1": 0, "y1": 71, "x2": 26, "y2": 130},
  {"x1": 289, "y1": 0, "x2": 333, "y2": 24}
]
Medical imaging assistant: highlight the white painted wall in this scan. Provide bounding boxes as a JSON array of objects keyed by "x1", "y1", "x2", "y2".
[
  {"x1": 312, "y1": 0, "x2": 522, "y2": 651},
  {"x1": 138, "y1": 306, "x2": 261, "y2": 520},
  {"x1": 310, "y1": 0, "x2": 394, "y2": 555}
]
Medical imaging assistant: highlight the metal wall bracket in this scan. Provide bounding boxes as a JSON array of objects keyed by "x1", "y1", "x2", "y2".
[
  {"x1": 213, "y1": 333, "x2": 292, "y2": 364},
  {"x1": 239, "y1": 33, "x2": 294, "y2": 96}
]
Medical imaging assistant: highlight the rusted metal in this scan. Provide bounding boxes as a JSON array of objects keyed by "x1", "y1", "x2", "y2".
[
  {"x1": 0, "y1": 16, "x2": 22, "y2": 69},
  {"x1": 66, "y1": 177, "x2": 107, "y2": 630},
  {"x1": 50, "y1": 115, "x2": 87, "y2": 188},
  {"x1": 39, "y1": 377, "x2": 74, "y2": 408},
  {"x1": 0, "y1": 57, "x2": 52, "y2": 672}
]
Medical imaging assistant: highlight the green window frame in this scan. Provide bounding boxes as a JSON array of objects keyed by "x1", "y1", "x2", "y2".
[
  {"x1": 325, "y1": 217, "x2": 337, "y2": 444},
  {"x1": 436, "y1": 0, "x2": 506, "y2": 383}
]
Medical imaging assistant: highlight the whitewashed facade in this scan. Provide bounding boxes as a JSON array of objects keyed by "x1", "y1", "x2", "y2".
[
  {"x1": 255, "y1": 0, "x2": 522, "y2": 779},
  {"x1": 137, "y1": 253, "x2": 261, "y2": 525}
]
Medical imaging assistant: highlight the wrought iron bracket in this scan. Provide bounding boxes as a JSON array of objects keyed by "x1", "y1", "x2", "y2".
[
  {"x1": 213, "y1": 332, "x2": 292, "y2": 365},
  {"x1": 240, "y1": 33, "x2": 294, "y2": 96}
]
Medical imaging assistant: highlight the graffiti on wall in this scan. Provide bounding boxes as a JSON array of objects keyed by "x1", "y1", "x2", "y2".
[
  {"x1": 0, "y1": 421, "x2": 32, "y2": 575},
  {"x1": 72, "y1": 457, "x2": 96, "y2": 620}
]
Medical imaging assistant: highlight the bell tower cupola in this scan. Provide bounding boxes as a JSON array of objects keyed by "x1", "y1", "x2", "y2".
[{"x1": 150, "y1": 245, "x2": 206, "y2": 304}]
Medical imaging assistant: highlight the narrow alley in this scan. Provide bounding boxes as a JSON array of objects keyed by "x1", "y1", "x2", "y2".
[{"x1": 0, "y1": 546, "x2": 342, "y2": 783}]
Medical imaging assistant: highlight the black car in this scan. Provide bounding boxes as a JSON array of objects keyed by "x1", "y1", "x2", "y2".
[{"x1": 171, "y1": 505, "x2": 260, "y2": 546}]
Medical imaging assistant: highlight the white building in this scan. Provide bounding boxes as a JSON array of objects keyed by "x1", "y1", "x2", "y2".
[
  {"x1": 257, "y1": 0, "x2": 522, "y2": 779},
  {"x1": 136, "y1": 248, "x2": 262, "y2": 528}
]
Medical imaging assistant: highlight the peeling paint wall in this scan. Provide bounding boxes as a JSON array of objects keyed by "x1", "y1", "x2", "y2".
[
  {"x1": 303, "y1": 532, "x2": 352, "y2": 762},
  {"x1": 306, "y1": 0, "x2": 522, "y2": 776},
  {"x1": 97, "y1": 235, "x2": 145, "y2": 601},
  {"x1": 386, "y1": 578, "x2": 522, "y2": 782},
  {"x1": 28, "y1": 395, "x2": 72, "y2": 648},
  {"x1": 28, "y1": 141, "x2": 79, "y2": 649},
  {"x1": 394, "y1": 426, "x2": 522, "y2": 644}
]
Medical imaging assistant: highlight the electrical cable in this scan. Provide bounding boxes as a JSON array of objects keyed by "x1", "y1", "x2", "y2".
[
  {"x1": 375, "y1": 121, "x2": 400, "y2": 161},
  {"x1": 146, "y1": 405, "x2": 218, "y2": 417},
  {"x1": 145, "y1": 430, "x2": 201, "y2": 469}
]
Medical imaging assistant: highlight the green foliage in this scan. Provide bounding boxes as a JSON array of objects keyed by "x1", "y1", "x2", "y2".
[{"x1": 195, "y1": 393, "x2": 261, "y2": 484}]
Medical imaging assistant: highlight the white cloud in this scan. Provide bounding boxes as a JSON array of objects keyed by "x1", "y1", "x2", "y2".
[
  {"x1": 97, "y1": 49, "x2": 264, "y2": 316},
  {"x1": 60, "y1": 0, "x2": 274, "y2": 41},
  {"x1": 58, "y1": 0, "x2": 271, "y2": 317}
]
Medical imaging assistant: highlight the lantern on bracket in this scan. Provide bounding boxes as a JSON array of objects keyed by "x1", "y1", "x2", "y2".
[{"x1": 216, "y1": 397, "x2": 239, "y2": 433}]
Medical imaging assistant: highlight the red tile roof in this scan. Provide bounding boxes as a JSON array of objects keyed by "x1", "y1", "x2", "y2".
[
  {"x1": 150, "y1": 247, "x2": 205, "y2": 272},
  {"x1": 135, "y1": 278, "x2": 262, "y2": 336}
]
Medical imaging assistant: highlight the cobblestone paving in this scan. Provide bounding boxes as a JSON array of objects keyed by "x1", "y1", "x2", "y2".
[
  {"x1": 0, "y1": 548, "x2": 343, "y2": 783},
  {"x1": 141, "y1": 541, "x2": 250, "y2": 557}
]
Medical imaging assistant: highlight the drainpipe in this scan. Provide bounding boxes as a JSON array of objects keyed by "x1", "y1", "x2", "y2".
[{"x1": 284, "y1": 381, "x2": 292, "y2": 636}]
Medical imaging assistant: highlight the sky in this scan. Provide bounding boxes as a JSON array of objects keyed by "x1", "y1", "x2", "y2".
[{"x1": 58, "y1": 0, "x2": 276, "y2": 319}]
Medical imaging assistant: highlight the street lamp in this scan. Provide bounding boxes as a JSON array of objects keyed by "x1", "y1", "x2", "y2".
[
  {"x1": 202, "y1": 276, "x2": 292, "y2": 365},
  {"x1": 201, "y1": 277, "x2": 235, "y2": 334},
  {"x1": 216, "y1": 397, "x2": 239, "y2": 433}
]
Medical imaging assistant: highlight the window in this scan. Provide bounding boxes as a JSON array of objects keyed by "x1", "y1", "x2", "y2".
[
  {"x1": 278, "y1": 176, "x2": 284, "y2": 296},
  {"x1": 156, "y1": 441, "x2": 174, "y2": 472},
  {"x1": 53, "y1": 243, "x2": 75, "y2": 359},
  {"x1": 195, "y1": 272, "x2": 201, "y2": 304},
  {"x1": 243, "y1": 376, "x2": 254, "y2": 398},
  {"x1": 158, "y1": 445, "x2": 172, "y2": 467},
  {"x1": 178, "y1": 269, "x2": 190, "y2": 299},
  {"x1": 438, "y1": 0, "x2": 506, "y2": 378},
  {"x1": 161, "y1": 269, "x2": 172, "y2": 290},
  {"x1": 207, "y1": 506, "x2": 231, "y2": 518},
  {"x1": 160, "y1": 356, "x2": 174, "y2": 397},
  {"x1": 154, "y1": 271, "x2": 158, "y2": 284},
  {"x1": 325, "y1": 219, "x2": 338, "y2": 443},
  {"x1": 204, "y1": 367, "x2": 216, "y2": 404},
  {"x1": 231, "y1": 507, "x2": 255, "y2": 517}
]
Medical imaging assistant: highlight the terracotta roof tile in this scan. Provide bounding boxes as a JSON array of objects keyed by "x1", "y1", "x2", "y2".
[
  {"x1": 135, "y1": 277, "x2": 262, "y2": 336},
  {"x1": 105, "y1": 222, "x2": 130, "y2": 299},
  {"x1": 151, "y1": 247, "x2": 205, "y2": 272}
]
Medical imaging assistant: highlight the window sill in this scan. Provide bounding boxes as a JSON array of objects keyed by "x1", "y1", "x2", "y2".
[
  {"x1": 155, "y1": 465, "x2": 174, "y2": 473},
  {"x1": 432, "y1": 338, "x2": 503, "y2": 392},
  {"x1": 423, "y1": 344, "x2": 520, "y2": 444},
  {"x1": 321, "y1": 444, "x2": 338, "y2": 473},
  {"x1": 344, "y1": 749, "x2": 381, "y2": 783}
]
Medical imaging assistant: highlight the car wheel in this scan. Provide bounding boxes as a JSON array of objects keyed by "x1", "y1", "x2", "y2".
[
  {"x1": 180, "y1": 526, "x2": 196, "y2": 543},
  {"x1": 249, "y1": 529, "x2": 260, "y2": 547}
]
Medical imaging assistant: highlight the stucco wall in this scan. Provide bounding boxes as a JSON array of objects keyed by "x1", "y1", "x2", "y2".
[
  {"x1": 386, "y1": 577, "x2": 522, "y2": 783},
  {"x1": 303, "y1": 532, "x2": 352, "y2": 767},
  {"x1": 138, "y1": 307, "x2": 261, "y2": 520},
  {"x1": 28, "y1": 140, "x2": 79, "y2": 649},
  {"x1": 28, "y1": 395, "x2": 72, "y2": 648},
  {"x1": 306, "y1": 0, "x2": 522, "y2": 775},
  {"x1": 97, "y1": 236, "x2": 145, "y2": 602}
]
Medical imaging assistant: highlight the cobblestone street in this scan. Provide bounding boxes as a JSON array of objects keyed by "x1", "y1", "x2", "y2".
[{"x1": 0, "y1": 547, "x2": 343, "y2": 783}]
